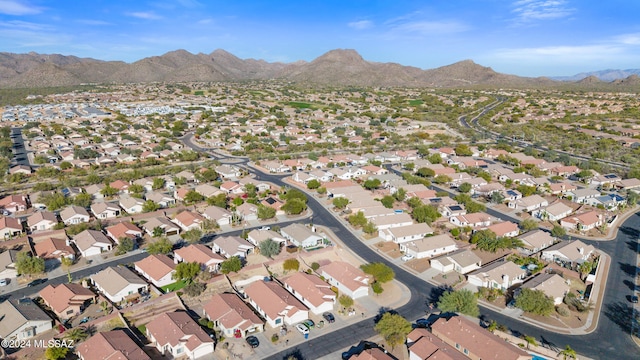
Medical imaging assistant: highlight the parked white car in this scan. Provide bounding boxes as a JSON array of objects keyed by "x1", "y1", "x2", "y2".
[
  {"x1": 0, "y1": 278, "x2": 7, "y2": 286},
  {"x1": 401, "y1": 254, "x2": 414, "y2": 262},
  {"x1": 296, "y1": 323, "x2": 309, "y2": 335},
  {"x1": 259, "y1": 226, "x2": 271, "y2": 231}
]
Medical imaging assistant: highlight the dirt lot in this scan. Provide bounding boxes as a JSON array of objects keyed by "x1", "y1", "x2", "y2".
[
  {"x1": 375, "y1": 241, "x2": 402, "y2": 259},
  {"x1": 405, "y1": 258, "x2": 431, "y2": 273}
]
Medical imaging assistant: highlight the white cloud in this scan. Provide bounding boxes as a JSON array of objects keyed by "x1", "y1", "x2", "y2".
[
  {"x1": 512, "y1": 0, "x2": 574, "y2": 23},
  {"x1": 614, "y1": 33, "x2": 640, "y2": 45},
  {"x1": 0, "y1": 20, "x2": 51, "y2": 31},
  {"x1": 76, "y1": 19, "x2": 112, "y2": 26},
  {"x1": 390, "y1": 20, "x2": 468, "y2": 35},
  {"x1": 0, "y1": 0, "x2": 42, "y2": 15},
  {"x1": 348, "y1": 20, "x2": 373, "y2": 30},
  {"x1": 125, "y1": 11, "x2": 163, "y2": 20}
]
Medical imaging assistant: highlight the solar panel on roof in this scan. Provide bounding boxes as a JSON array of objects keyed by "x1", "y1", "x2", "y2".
[{"x1": 450, "y1": 205, "x2": 463, "y2": 211}]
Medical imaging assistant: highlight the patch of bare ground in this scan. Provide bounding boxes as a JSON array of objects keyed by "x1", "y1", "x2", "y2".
[
  {"x1": 432, "y1": 272, "x2": 465, "y2": 287},
  {"x1": 375, "y1": 241, "x2": 402, "y2": 259},
  {"x1": 406, "y1": 258, "x2": 431, "y2": 273}
]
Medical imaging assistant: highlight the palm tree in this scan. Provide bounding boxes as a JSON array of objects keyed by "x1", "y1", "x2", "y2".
[
  {"x1": 558, "y1": 345, "x2": 577, "y2": 359},
  {"x1": 523, "y1": 335, "x2": 538, "y2": 350},
  {"x1": 65, "y1": 327, "x2": 89, "y2": 342}
]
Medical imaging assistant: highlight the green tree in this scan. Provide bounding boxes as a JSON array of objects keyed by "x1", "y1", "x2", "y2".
[
  {"x1": 578, "y1": 260, "x2": 595, "y2": 281},
  {"x1": 184, "y1": 190, "x2": 205, "y2": 204},
  {"x1": 363, "y1": 221, "x2": 378, "y2": 235},
  {"x1": 519, "y1": 218, "x2": 539, "y2": 232},
  {"x1": 45, "y1": 346, "x2": 68, "y2": 360},
  {"x1": 380, "y1": 195, "x2": 395, "y2": 209},
  {"x1": 143, "y1": 200, "x2": 160, "y2": 213},
  {"x1": 394, "y1": 188, "x2": 407, "y2": 202},
  {"x1": 283, "y1": 258, "x2": 300, "y2": 272},
  {"x1": 348, "y1": 211, "x2": 368, "y2": 227},
  {"x1": 282, "y1": 198, "x2": 307, "y2": 215},
  {"x1": 516, "y1": 184, "x2": 537, "y2": 197},
  {"x1": 437, "y1": 289, "x2": 480, "y2": 317},
  {"x1": 374, "y1": 312, "x2": 412, "y2": 350},
  {"x1": 15, "y1": 252, "x2": 45, "y2": 275},
  {"x1": 412, "y1": 204, "x2": 441, "y2": 224},
  {"x1": 416, "y1": 167, "x2": 436, "y2": 178},
  {"x1": 115, "y1": 237, "x2": 135, "y2": 255},
  {"x1": 332, "y1": 197, "x2": 350, "y2": 209},
  {"x1": 259, "y1": 239, "x2": 281, "y2": 258},
  {"x1": 220, "y1": 256, "x2": 242, "y2": 274},
  {"x1": 307, "y1": 179, "x2": 321, "y2": 190},
  {"x1": 64, "y1": 326, "x2": 90, "y2": 342},
  {"x1": 490, "y1": 191, "x2": 505, "y2": 204},
  {"x1": 257, "y1": 204, "x2": 276, "y2": 220},
  {"x1": 146, "y1": 237, "x2": 173, "y2": 255},
  {"x1": 454, "y1": 144, "x2": 473, "y2": 156},
  {"x1": 73, "y1": 193, "x2": 93, "y2": 208},
  {"x1": 363, "y1": 178, "x2": 381, "y2": 190},
  {"x1": 59, "y1": 161, "x2": 73, "y2": 170},
  {"x1": 173, "y1": 261, "x2": 201, "y2": 284},
  {"x1": 42, "y1": 192, "x2": 68, "y2": 211},
  {"x1": 559, "y1": 345, "x2": 577, "y2": 359},
  {"x1": 282, "y1": 188, "x2": 307, "y2": 202},
  {"x1": 427, "y1": 153, "x2": 442, "y2": 164},
  {"x1": 100, "y1": 184, "x2": 118, "y2": 198},
  {"x1": 360, "y1": 262, "x2": 394, "y2": 283},
  {"x1": 515, "y1": 288, "x2": 555, "y2": 316},
  {"x1": 551, "y1": 225, "x2": 566, "y2": 238},
  {"x1": 128, "y1": 184, "x2": 144, "y2": 196},
  {"x1": 433, "y1": 175, "x2": 452, "y2": 185},
  {"x1": 523, "y1": 335, "x2": 538, "y2": 350},
  {"x1": 182, "y1": 228, "x2": 203, "y2": 244},
  {"x1": 152, "y1": 177, "x2": 166, "y2": 190},
  {"x1": 371, "y1": 281, "x2": 384, "y2": 295},
  {"x1": 207, "y1": 193, "x2": 228, "y2": 208},
  {"x1": 458, "y1": 182, "x2": 472, "y2": 193}
]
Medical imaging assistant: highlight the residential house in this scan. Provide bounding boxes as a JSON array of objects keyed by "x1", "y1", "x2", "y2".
[
  {"x1": 519, "y1": 273, "x2": 570, "y2": 305},
  {"x1": 91, "y1": 266, "x2": 148, "y2": 303},
  {"x1": 280, "y1": 223, "x2": 324, "y2": 248},
  {"x1": 439, "y1": 204, "x2": 467, "y2": 218},
  {"x1": 262, "y1": 160, "x2": 291, "y2": 173},
  {"x1": 90, "y1": 201, "x2": 121, "y2": 220},
  {"x1": 174, "y1": 244, "x2": 225, "y2": 272},
  {"x1": 615, "y1": 178, "x2": 640, "y2": 191},
  {"x1": 0, "y1": 216, "x2": 23, "y2": 239},
  {"x1": 119, "y1": 196, "x2": 145, "y2": 214},
  {"x1": 212, "y1": 236, "x2": 255, "y2": 259},
  {"x1": 142, "y1": 216, "x2": 181, "y2": 237},
  {"x1": 467, "y1": 260, "x2": 527, "y2": 290},
  {"x1": 450, "y1": 212, "x2": 492, "y2": 228},
  {"x1": 76, "y1": 330, "x2": 151, "y2": 360},
  {"x1": 203, "y1": 293, "x2": 264, "y2": 339},
  {"x1": 474, "y1": 183, "x2": 505, "y2": 197},
  {"x1": 318, "y1": 261, "x2": 370, "y2": 299},
  {"x1": 0, "y1": 250, "x2": 19, "y2": 279},
  {"x1": 173, "y1": 210, "x2": 205, "y2": 231},
  {"x1": 587, "y1": 193, "x2": 626, "y2": 210},
  {"x1": 407, "y1": 328, "x2": 468, "y2": 360},
  {"x1": 105, "y1": 221, "x2": 143, "y2": 244},
  {"x1": 0, "y1": 194, "x2": 28, "y2": 213},
  {"x1": 220, "y1": 181, "x2": 244, "y2": 195},
  {"x1": 517, "y1": 230, "x2": 556, "y2": 255},
  {"x1": 244, "y1": 280, "x2": 309, "y2": 327},
  {"x1": 201, "y1": 206, "x2": 233, "y2": 227},
  {"x1": 370, "y1": 213, "x2": 414, "y2": 230},
  {"x1": 72, "y1": 230, "x2": 113, "y2": 257},
  {"x1": 0, "y1": 298, "x2": 53, "y2": 341},
  {"x1": 430, "y1": 249, "x2": 482, "y2": 274},
  {"x1": 567, "y1": 188, "x2": 600, "y2": 204},
  {"x1": 532, "y1": 201, "x2": 573, "y2": 221},
  {"x1": 246, "y1": 229, "x2": 287, "y2": 246},
  {"x1": 194, "y1": 183, "x2": 224, "y2": 198},
  {"x1": 216, "y1": 165, "x2": 242, "y2": 179},
  {"x1": 379, "y1": 223, "x2": 434, "y2": 243},
  {"x1": 33, "y1": 237, "x2": 75, "y2": 261},
  {"x1": 507, "y1": 195, "x2": 549, "y2": 212},
  {"x1": 134, "y1": 254, "x2": 177, "y2": 288},
  {"x1": 27, "y1": 211, "x2": 58, "y2": 232},
  {"x1": 541, "y1": 240, "x2": 596, "y2": 267},
  {"x1": 486, "y1": 221, "x2": 520, "y2": 238},
  {"x1": 146, "y1": 311, "x2": 215, "y2": 359},
  {"x1": 430, "y1": 316, "x2": 531, "y2": 360},
  {"x1": 282, "y1": 272, "x2": 336, "y2": 315},
  {"x1": 549, "y1": 182, "x2": 577, "y2": 195},
  {"x1": 145, "y1": 191, "x2": 176, "y2": 208},
  {"x1": 560, "y1": 211, "x2": 603, "y2": 232},
  {"x1": 236, "y1": 202, "x2": 258, "y2": 221},
  {"x1": 400, "y1": 234, "x2": 458, "y2": 259},
  {"x1": 39, "y1": 283, "x2": 96, "y2": 320}
]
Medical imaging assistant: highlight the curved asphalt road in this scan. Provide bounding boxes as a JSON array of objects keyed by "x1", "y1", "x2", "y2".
[{"x1": 255, "y1": 170, "x2": 640, "y2": 360}]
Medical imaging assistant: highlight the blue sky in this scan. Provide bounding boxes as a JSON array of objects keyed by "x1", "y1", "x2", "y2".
[{"x1": 1, "y1": 0, "x2": 639, "y2": 77}]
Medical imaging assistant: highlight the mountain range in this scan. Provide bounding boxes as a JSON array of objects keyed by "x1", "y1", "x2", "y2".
[
  {"x1": 552, "y1": 69, "x2": 640, "y2": 82},
  {"x1": 0, "y1": 49, "x2": 638, "y2": 89}
]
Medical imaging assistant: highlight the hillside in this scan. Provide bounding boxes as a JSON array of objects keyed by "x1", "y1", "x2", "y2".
[{"x1": 0, "y1": 48, "x2": 632, "y2": 89}]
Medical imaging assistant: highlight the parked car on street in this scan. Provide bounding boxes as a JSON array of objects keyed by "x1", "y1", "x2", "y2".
[{"x1": 401, "y1": 254, "x2": 414, "y2": 262}]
